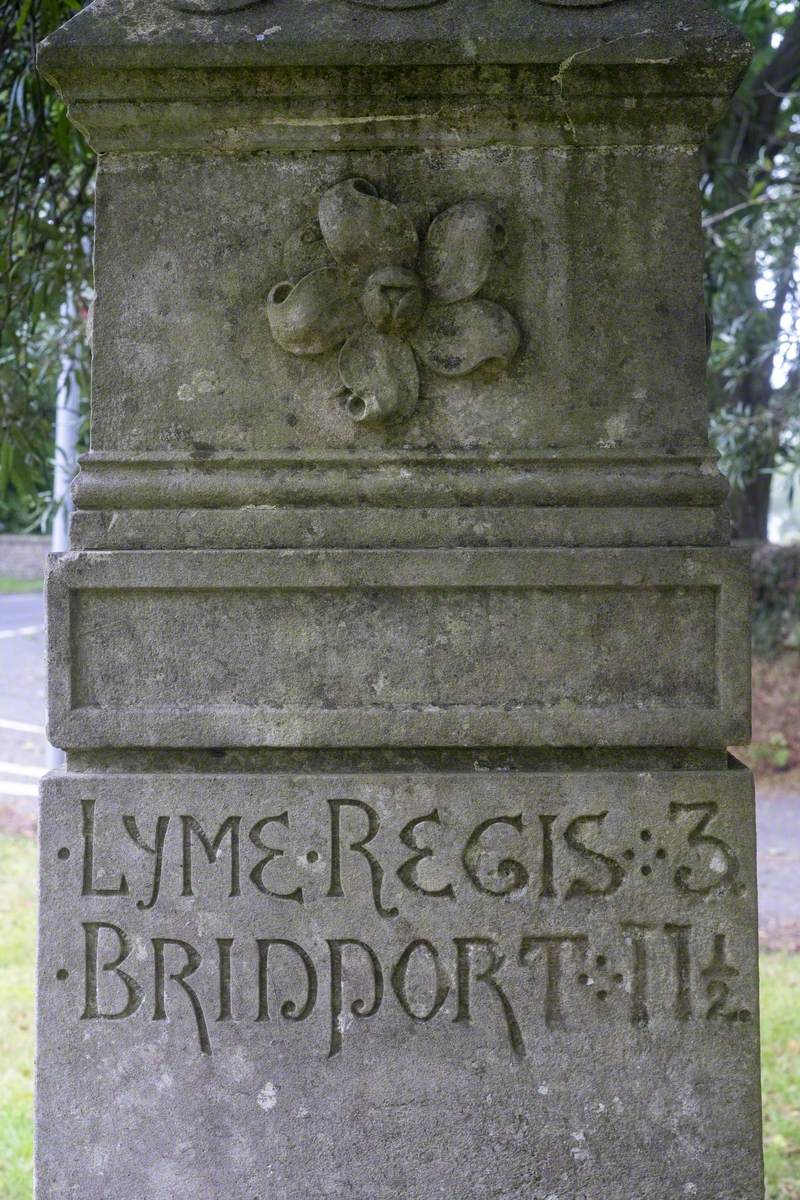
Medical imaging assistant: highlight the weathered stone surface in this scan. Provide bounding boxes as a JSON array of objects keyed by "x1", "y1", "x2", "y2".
[
  {"x1": 42, "y1": 2, "x2": 748, "y2": 556},
  {"x1": 69, "y1": 502, "x2": 731, "y2": 551},
  {"x1": 88, "y1": 148, "x2": 707, "y2": 455},
  {"x1": 46, "y1": 548, "x2": 750, "y2": 749},
  {"x1": 38, "y1": 2, "x2": 761, "y2": 1197},
  {"x1": 68, "y1": 450, "x2": 732, "y2": 551},
  {"x1": 38, "y1": 0, "x2": 750, "y2": 76},
  {"x1": 38, "y1": 767, "x2": 762, "y2": 1200}
]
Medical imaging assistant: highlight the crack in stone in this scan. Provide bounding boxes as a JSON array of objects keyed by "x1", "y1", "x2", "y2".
[{"x1": 551, "y1": 30, "x2": 656, "y2": 138}]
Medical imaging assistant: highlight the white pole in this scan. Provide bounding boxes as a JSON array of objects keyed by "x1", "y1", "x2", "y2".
[
  {"x1": 51, "y1": 292, "x2": 82, "y2": 555},
  {"x1": 48, "y1": 292, "x2": 82, "y2": 768}
]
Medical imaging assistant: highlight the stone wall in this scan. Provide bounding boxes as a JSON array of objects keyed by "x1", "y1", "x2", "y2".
[{"x1": 0, "y1": 534, "x2": 48, "y2": 581}]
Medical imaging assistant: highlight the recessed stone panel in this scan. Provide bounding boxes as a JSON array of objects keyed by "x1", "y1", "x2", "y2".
[
  {"x1": 89, "y1": 147, "x2": 709, "y2": 455},
  {"x1": 46, "y1": 548, "x2": 751, "y2": 749},
  {"x1": 37, "y1": 767, "x2": 762, "y2": 1200}
]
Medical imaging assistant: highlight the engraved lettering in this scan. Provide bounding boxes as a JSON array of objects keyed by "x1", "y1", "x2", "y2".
[
  {"x1": 249, "y1": 812, "x2": 303, "y2": 904},
  {"x1": 81, "y1": 799, "x2": 128, "y2": 897},
  {"x1": 327, "y1": 938, "x2": 384, "y2": 1058},
  {"x1": 122, "y1": 814, "x2": 170, "y2": 911},
  {"x1": 81, "y1": 921, "x2": 144, "y2": 1020},
  {"x1": 622, "y1": 923, "x2": 652, "y2": 1026},
  {"x1": 152, "y1": 937, "x2": 211, "y2": 1056},
  {"x1": 257, "y1": 939, "x2": 318, "y2": 1023},
  {"x1": 462, "y1": 815, "x2": 528, "y2": 897},
  {"x1": 217, "y1": 937, "x2": 234, "y2": 1022},
  {"x1": 702, "y1": 933, "x2": 741, "y2": 1021},
  {"x1": 181, "y1": 815, "x2": 241, "y2": 898},
  {"x1": 453, "y1": 937, "x2": 525, "y2": 1059},
  {"x1": 391, "y1": 939, "x2": 450, "y2": 1021},
  {"x1": 539, "y1": 814, "x2": 558, "y2": 899},
  {"x1": 327, "y1": 799, "x2": 398, "y2": 919},
  {"x1": 564, "y1": 813, "x2": 624, "y2": 898},
  {"x1": 67, "y1": 789, "x2": 756, "y2": 1061},
  {"x1": 519, "y1": 934, "x2": 588, "y2": 1028},
  {"x1": 397, "y1": 810, "x2": 455, "y2": 899},
  {"x1": 665, "y1": 923, "x2": 692, "y2": 1021},
  {"x1": 670, "y1": 802, "x2": 741, "y2": 895}
]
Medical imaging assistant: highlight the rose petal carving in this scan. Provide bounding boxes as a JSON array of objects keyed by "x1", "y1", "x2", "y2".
[
  {"x1": 361, "y1": 267, "x2": 425, "y2": 336},
  {"x1": 410, "y1": 300, "x2": 521, "y2": 377},
  {"x1": 338, "y1": 329, "x2": 420, "y2": 425},
  {"x1": 283, "y1": 223, "x2": 333, "y2": 280},
  {"x1": 421, "y1": 201, "x2": 508, "y2": 304},
  {"x1": 266, "y1": 268, "x2": 358, "y2": 356},
  {"x1": 319, "y1": 178, "x2": 419, "y2": 272}
]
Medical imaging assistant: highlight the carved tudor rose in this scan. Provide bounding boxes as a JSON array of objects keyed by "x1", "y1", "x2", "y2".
[{"x1": 267, "y1": 178, "x2": 521, "y2": 427}]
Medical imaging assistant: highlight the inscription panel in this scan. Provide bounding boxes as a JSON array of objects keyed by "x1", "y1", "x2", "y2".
[
  {"x1": 47, "y1": 548, "x2": 751, "y2": 748},
  {"x1": 38, "y1": 768, "x2": 762, "y2": 1200}
]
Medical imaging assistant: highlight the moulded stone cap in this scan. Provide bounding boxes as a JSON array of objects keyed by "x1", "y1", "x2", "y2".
[
  {"x1": 39, "y1": 0, "x2": 750, "y2": 78},
  {"x1": 37, "y1": 0, "x2": 752, "y2": 152}
]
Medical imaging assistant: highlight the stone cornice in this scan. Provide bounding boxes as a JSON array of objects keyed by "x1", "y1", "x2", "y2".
[
  {"x1": 38, "y1": 0, "x2": 751, "y2": 73},
  {"x1": 60, "y1": 75, "x2": 739, "y2": 151},
  {"x1": 38, "y1": 1, "x2": 751, "y2": 150}
]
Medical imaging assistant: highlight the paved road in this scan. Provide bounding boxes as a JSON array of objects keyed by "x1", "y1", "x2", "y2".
[
  {"x1": 0, "y1": 588, "x2": 798, "y2": 941},
  {"x1": 757, "y1": 789, "x2": 800, "y2": 949},
  {"x1": 0, "y1": 591, "x2": 48, "y2": 835}
]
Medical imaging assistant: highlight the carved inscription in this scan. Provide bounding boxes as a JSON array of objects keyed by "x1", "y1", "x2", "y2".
[
  {"x1": 56, "y1": 790, "x2": 753, "y2": 1060},
  {"x1": 77, "y1": 918, "x2": 753, "y2": 1060},
  {"x1": 78, "y1": 796, "x2": 744, "y2": 911}
]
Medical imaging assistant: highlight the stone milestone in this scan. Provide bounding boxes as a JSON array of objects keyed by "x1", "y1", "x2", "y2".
[{"x1": 37, "y1": 3, "x2": 760, "y2": 1199}]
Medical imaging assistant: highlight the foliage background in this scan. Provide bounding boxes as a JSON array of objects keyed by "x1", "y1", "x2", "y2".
[
  {"x1": 0, "y1": 0, "x2": 92, "y2": 534},
  {"x1": 706, "y1": 0, "x2": 800, "y2": 539},
  {"x1": 1, "y1": 0, "x2": 799, "y2": 537}
]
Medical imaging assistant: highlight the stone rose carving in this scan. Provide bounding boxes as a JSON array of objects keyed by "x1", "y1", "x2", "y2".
[{"x1": 267, "y1": 178, "x2": 521, "y2": 427}]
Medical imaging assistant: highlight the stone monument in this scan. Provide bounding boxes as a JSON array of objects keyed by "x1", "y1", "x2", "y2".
[{"x1": 37, "y1": 2, "x2": 761, "y2": 1197}]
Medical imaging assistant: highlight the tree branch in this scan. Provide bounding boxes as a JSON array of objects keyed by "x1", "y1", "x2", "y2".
[{"x1": 729, "y1": 13, "x2": 800, "y2": 174}]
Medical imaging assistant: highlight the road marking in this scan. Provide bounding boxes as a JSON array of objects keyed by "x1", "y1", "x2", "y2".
[
  {"x1": 0, "y1": 761, "x2": 46, "y2": 779},
  {"x1": 0, "y1": 717, "x2": 46, "y2": 735},
  {"x1": 0, "y1": 780, "x2": 39, "y2": 797},
  {"x1": 0, "y1": 624, "x2": 42, "y2": 640}
]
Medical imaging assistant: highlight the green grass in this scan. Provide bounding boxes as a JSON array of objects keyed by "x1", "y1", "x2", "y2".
[
  {"x1": 762, "y1": 953, "x2": 800, "y2": 1199},
  {"x1": 0, "y1": 579, "x2": 42, "y2": 595},
  {"x1": 0, "y1": 833, "x2": 797, "y2": 1198},
  {"x1": 0, "y1": 836, "x2": 36, "y2": 1200}
]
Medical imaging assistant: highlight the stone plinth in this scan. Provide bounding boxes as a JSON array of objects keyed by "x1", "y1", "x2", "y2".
[
  {"x1": 37, "y1": 3, "x2": 760, "y2": 1198},
  {"x1": 39, "y1": 768, "x2": 760, "y2": 1199}
]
